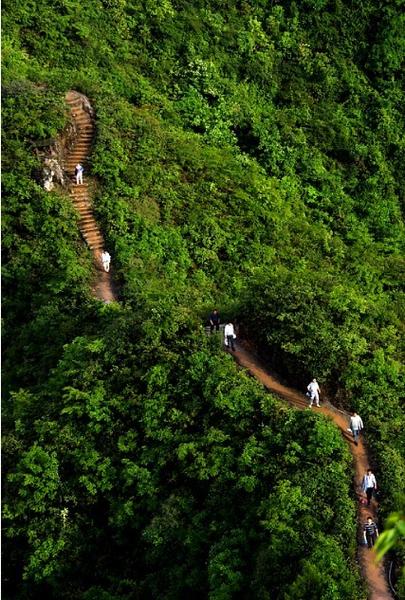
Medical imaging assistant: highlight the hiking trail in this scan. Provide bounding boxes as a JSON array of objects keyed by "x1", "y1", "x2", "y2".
[
  {"x1": 64, "y1": 91, "x2": 392, "y2": 599},
  {"x1": 65, "y1": 91, "x2": 116, "y2": 303},
  {"x1": 233, "y1": 344, "x2": 393, "y2": 600}
]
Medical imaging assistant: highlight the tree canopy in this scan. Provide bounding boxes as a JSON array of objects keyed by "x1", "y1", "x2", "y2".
[{"x1": 2, "y1": 1, "x2": 404, "y2": 598}]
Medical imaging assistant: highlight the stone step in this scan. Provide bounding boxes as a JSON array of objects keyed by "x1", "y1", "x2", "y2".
[
  {"x1": 73, "y1": 196, "x2": 91, "y2": 204},
  {"x1": 80, "y1": 217, "x2": 96, "y2": 226},
  {"x1": 74, "y1": 122, "x2": 92, "y2": 130},
  {"x1": 67, "y1": 95, "x2": 84, "y2": 105},
  {"x1": 83, "y1": 231, "x2": 103, "y2": 242},
  {"x1": 74, "y1": 118, "x2": 92, "y2": 125},
  {"x1": 89, "y1": 242, "x2": 104, "y2": 251},
  {"x1": 75, "y1": 205, "x2": 93, "y2": 213},
  {"x1": 70, "y1": 191, "x2": 90, "y2": 197},
  {"x1": 66, "y1": 154, "x2": 90, "y2": 160},
  {"x1": 72, "y1": 196, "x2": 90, "y2": 201},
  {"x1": 70, "y1": 185, "x2": 90, "y2": 191},
  {"x1": 75, "y1": 205, "x2": 92, "y2": 212},
  {"x1": 82, "y1": 224, "x2": 101, "y2": 235},
  {"x1": 70, "y1": 188, "x2": 90, "y2": 195},
  {"x1": 70, "y1": 194, "x2": 91, "y2": 206},
  {"x1": 82, "y1": 222, "x2": 100, "y2": 231},
  {"x1": 85, "y1": 236, "x2": 104, "y2": 247},
  {"x1": 70, "y1": 106, "x2": 89, "y2": 114},
  {"x1": 68, "y1": 103, "x2": 84, "y2": 112}
]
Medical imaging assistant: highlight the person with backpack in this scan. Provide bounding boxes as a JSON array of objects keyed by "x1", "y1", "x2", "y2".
[
  {"x1": 75, "y1": 163, "x2": 84, "y2": 185},
  {"x1": 363, "y1": 516, "x2": 379, "y2": 549}
]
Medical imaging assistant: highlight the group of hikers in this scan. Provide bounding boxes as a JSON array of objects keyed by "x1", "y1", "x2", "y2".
[{"x1": 208, "y1": 307, "x2": 381, "y2": 551}]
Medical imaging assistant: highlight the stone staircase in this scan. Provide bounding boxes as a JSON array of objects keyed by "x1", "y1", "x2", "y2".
[
  {"x1": 65, "y1": 91, "x2": 104, "y2": 253},
  {"x1": 65, "y1": 91, "x2": 115, "y2": 302}
]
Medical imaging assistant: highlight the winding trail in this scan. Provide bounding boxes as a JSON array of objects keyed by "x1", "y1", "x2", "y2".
[
  {"x1": 65, "y1": 91, "x2": 116, "y2": 303},
  {"x1": 63, "y1": 91, "x2": 392, "y2": 599},
  {"x1": 233, "y1": 344, "x2": 393, "y2": 600}
]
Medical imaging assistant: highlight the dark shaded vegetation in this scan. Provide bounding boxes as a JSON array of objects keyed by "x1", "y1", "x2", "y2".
[{"x1": 2, "y1": 0, "x2": 404, "y2": 598}]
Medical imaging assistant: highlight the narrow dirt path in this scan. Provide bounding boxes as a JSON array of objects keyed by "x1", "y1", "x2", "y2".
[
  {"x1": 233, "y1": 345, "x2": 393, "y2": 600},
  {"x1": 65, "y1": 91, "x2": 116, "y2": 303},
  {"x1": 63, "y1": 91, "x2": 391, "y2": 598}
]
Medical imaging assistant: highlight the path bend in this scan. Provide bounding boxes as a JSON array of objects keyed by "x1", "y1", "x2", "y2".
[
  {"x1": 64, "y1": 91, "x2": 391, "y2": 599},
  {"x1": 233, "y1": 345, "x2": 393, "y2": 600},
  {"x1": 65, "y1": 91, "x2": 116, "y2": 303}
]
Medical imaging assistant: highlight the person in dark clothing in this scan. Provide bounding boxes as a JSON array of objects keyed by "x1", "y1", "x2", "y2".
[
  {"x1": 209, "y1": 309, "x2": 220, "y2": 333},
  {"x1": 363, "y1": 517, "x2": 379, "y2": 549}
]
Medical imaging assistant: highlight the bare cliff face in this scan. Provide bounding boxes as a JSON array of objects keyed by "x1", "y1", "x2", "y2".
[{"x1": 42, "y1": 92, "x2": 94, "y2": 191}]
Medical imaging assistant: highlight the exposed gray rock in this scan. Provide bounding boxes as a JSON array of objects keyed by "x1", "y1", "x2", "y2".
[{"x1": 43, "y1": 156, "x2": 65, "y2": 190}]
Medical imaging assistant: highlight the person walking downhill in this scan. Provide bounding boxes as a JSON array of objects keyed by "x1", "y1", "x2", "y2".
[
  {"x1": 209, "y1": 309, "x2": 221, "y2": 334},
  {"x1": 224, "y1": 322, "x2": 236, "y2": 352},
  {"x1": 307, "y1": 378, "x2": 321, "y2": 407},
  {"x1": 362, "y1": 469, "x2": 377, "y2": 507},
  {"x1": 101, "y1": 250, "x2": 111, "y2": 273},
  {"x1": 363, "y1": 516, "x2": 379, "y2": 549},
  {"x1": 349, "y1": 410, "x2": 364, "y2": 446},
  {"x1": 75, "y1": 163, "x2": 84, "y2": 185}
]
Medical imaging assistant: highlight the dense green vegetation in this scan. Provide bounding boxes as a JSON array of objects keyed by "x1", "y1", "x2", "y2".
[{"x1": 2, "y1": 0, "x2": 404, "y2": 598}]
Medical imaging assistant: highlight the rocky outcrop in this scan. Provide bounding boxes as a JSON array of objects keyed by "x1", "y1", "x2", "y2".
[{"x1": 41, "y1": 92, "x2": 95, "y2": 191}]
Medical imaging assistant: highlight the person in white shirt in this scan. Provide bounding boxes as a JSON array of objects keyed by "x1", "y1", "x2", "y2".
[
  {"x1": 75, "y1": 163, "x2": 84, "y2": 185},
  {"x1": 362, "y1": 469, "x2": 377, "y2": 506},
  {"x1": 307, "y1": 378, "x2": 320, "y2": 407},
  {"x1": 224, "y1": 322, "x2": 236, "y2": 351},
  {"x1": 101, "y1": 250, "x2": 111, "y2": 273},
  {"x1": 349, "y1": 411, "x2": 364, "y2": 446}
]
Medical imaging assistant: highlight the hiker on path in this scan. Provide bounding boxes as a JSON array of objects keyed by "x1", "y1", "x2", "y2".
[
  {"x1": 363, "y1": 516, "x2": 379, "y2": 549},
  {"x1": 224, "y1": 322, "x2": 236, "y2": 351},
  {"x1": 75, "y1": 163, "x2": 84, "y2": 185},
  {"x1": 362, "y1": 469, "x2": 377, "y2": 507},
  {"x1": 209, "y1": 309, "x2": 221, "y2": 333},
  {"x1": 101, "y1": 250, "x2": 111, "y2": 273},
  {"x1": 349, "y1": 411, "x2": 364, "y2": 446},
  {"x1": 307, "y1": 378, "x2": 321, "y2": 407}
]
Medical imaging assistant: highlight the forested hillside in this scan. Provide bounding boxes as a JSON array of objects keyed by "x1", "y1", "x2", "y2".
[{"x1": 2, "y1": 1, "x2": 404, "y2": 598}]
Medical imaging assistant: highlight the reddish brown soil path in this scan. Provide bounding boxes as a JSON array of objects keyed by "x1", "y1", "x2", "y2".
[
  {"x1": 63, "y1": 90, "x2": 390, "y2": 597},
  {"x1": 65, "y1": 91, "x2": 116, "y2": 303},
  {"x1": 233, "y1": 344, "x2": 393, "y2": 600}
]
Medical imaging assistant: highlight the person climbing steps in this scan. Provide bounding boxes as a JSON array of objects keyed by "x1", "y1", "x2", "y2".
[{"x1": 75, "y1": 162, "x2": 84, "y2": 185}]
